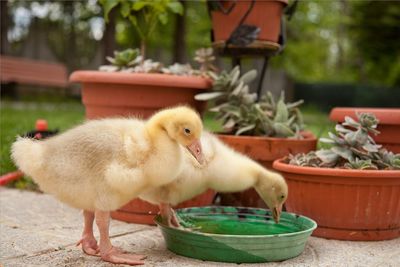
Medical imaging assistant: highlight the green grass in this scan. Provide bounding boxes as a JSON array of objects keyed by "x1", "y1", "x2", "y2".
[{"x1": 0, "y1": 100, "x2": 333, "y2": 189}]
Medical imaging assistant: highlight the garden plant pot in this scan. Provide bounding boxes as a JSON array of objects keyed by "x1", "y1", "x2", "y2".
[
  {"x1": 210, "y1": 0, "x2": 288, "y2": 48},
  {"x1": 70, "y1": 70, "x2": 213, "y2": 224},
  {"x1": 330, "y1": 107, "x2": 400, "y2": 153},
  {"x1": 217, "y1": 132, "x2": 317, "y2": 207},
  {"x1": 111, "y1": 190, "x2": 215, "y2": 225},
  {"x1": 70, "y1": 71, "x2": 212, "y2": 119},
  {"x1": 273, "y1": 159, "x2": 400, "y2": 241}
]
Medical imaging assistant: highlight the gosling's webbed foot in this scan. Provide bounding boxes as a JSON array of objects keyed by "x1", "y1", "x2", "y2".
[
  {"x1": 101, "y1": 246, "x2": 146, "y2": 266},
  {"x1": 76, "y1": 235, "x2": 99, "y2": 256}
]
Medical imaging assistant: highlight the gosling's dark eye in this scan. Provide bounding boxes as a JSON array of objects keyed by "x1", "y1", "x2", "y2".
[
  {"x1": 281, "y1": 195, "x2": 285, "y2": 199},
  {"x1": 184, "y1": 128, "x2": 191, "y2": 134}
]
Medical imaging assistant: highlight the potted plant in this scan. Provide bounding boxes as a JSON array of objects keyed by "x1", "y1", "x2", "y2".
[
  {"x1": 330, "y1": 107, "x2": 400, "y2": 153},
  {"x1": 70, "y1": 0, "x2": 213, "y2": 119},
  {"x1": 195, "y1": 67, "x2": 317, "y2": 207},
  {"x1": 273, "y1": 112, "x2": 400, "y2": 241},
  {"x1": 208, "y1": 0, "x2": 288, "y2": 50}
]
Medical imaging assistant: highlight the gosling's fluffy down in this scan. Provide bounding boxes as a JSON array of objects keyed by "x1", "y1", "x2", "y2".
[
  {"x1": 139, "y1": 132, "x2": 288, "y2": 212},
  {"x1": 11, "y1": 106, "x2": 203, "y2": 212}
]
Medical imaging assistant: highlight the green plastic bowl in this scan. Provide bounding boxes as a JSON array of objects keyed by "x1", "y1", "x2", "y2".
[{"x1": 155, "y1": 206, "x2": 317, "y2": 263}]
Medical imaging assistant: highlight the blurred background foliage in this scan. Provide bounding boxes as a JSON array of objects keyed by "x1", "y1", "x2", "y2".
[{"x1": 3, "y1": 0, "x2": 400, "y2": 87}]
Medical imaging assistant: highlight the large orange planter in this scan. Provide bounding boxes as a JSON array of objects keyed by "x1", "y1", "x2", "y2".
[
  {"x1": 70, "y1": 71, "x2": 212, "y2": 119},
  {"x1": 210, "y1": 0, "x2": 288, "y2": 45},
  {"x1": 111, "y1": 190, "x2": 215, "y2": 225},
  {"x1": 330, "y1": 107, "x2": 400, "y2": 153},
  {"x1": 70, "y1": 70, "x2": 214, "y2": 224},
  {"x1": 217, "y1": 132, "x2": 317, "y2": 207},
  {"x1": 273, "y1": 159, "x2": 400, "y2": 241}
]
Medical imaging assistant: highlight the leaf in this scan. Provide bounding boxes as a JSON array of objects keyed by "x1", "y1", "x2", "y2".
[
  {"x1": 129, "y1": 15, "x2": 138, "y2": 26},
  {"x1": 273, "y1": 122, "x2": 295, "y2": 137},
  {"x1": 132, "y1": 1, "x2": 148, "y2": 11},
  {"x1": 332, "y1": 146, "x2": 353, "y2": 161},
  {"x1": 235, "y1": 124, "x2": 256, "y2": 136},
  {"x1": 274, "y1": 98, "x2": 289, "y2": 123},
  {"x1": 239, "y1": 69, "x2": 257, "y2": 84},
  {"x1": 167, "y1": 1, "x2": 184, "y2": 15},
  {"x1": 120, "y1": 1, "x2": 131, "y2": 17},
  {"x1": 319, "y1": 137, "x2": 335, "y2": 144},
  {"x1": 286, "y1": 99, "x2": 304, "y2": 109},
  {"x1": 194, "y1": 92, "x2": 224, "y2": 101},
  {"x1": 362, "y1": 143, "x2": 381, "y2": 152},
  {"x1": 100, "y1": 0, "x2": 120, "y2": 22},
  {"x1": 158, "y1": 13, "x2": 168, "y2": 24},
  {"x1": 335, "y1": 124, "x2": 351, "y2": 134},
  {"x1": 229, "y1": 67, "x2": 240, "y2": 87},
  {"x1": 316, "y1": 149, "x2": 339, "y2": 164},
  {"x1": 223, "y1": 119, "x2": 236, "y2": 130}
]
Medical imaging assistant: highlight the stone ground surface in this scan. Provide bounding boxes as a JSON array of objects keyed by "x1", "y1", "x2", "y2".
[{"x1": 1, "y1": 188, "x2": 399, "y2": 267}]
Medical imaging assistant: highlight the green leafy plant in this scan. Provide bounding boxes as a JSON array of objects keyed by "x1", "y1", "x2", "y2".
[
  {"x1": 195, "y1": 66, "x2": 304, "y2": 137},
  {"x1": 100, "y1": 0, "x2": 183, "y2": 61},
  {"x1": 287, "y1": 112, "x2": 400, "y2": 170}
]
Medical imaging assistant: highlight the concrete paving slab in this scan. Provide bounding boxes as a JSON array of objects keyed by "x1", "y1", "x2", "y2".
[{"x1": 1, "y1": 188, "x2": 399, "y2": 267}]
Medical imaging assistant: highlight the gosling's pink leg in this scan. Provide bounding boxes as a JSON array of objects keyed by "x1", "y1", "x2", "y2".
[
  {"x1": 76, "y1": 210, "x2": 99, "y2": 256},
  {"x1": 159, "y1": 203, "x2": 180, "y2": 227},
  {"x1": 95, "y1": 210, "x2": 146, "y2": 265}
]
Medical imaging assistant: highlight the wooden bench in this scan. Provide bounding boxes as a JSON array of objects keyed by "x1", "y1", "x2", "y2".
[{"x1": 0, "y1": 55, "x2": 68, "y2": 88}]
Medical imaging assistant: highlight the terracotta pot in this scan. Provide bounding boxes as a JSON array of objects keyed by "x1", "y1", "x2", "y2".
[
  {"x1": 330, "y1": 107, "x2": 400, "y2": 153},
  {"x1": 217, "y1": 131, "x2": 317, "y2": 207},
  {"x1": 273, "y1": 159, "x2": 400, "y2": 241},
  {"x1": 210, "y1": 0, "x2": 288, "y2": 45},
  {"x1": 111, "y1": 190, "x2": 215, "y2": 225},
  {"x1": 70, "y1": 71, "x2": 212, "y2": 119}
]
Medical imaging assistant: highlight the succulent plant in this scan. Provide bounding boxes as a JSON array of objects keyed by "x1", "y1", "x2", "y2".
[
  {"x1": 132, "y1": 59, "x2": 163, "y2": 73},
  {"x1": 100, "y1": 47, "x2": 215, "y2": 76},
  {"x1": 195, "y1": 66, "x2": 304, "y2": 137},
  {"x1": 99, "y1": 48, "x2": 142, "y2": 72},
  {"x1": 162, "y1": 63, "x2": 193, "y2": 76},
  {"x1": 287, "y1": 112, "x2": 400, "y2": 170},
  {"x1": 194, "y1": 48, "x2": 218, "y2": 73}
]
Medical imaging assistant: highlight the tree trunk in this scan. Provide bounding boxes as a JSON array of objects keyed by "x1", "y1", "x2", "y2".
[
  {"x1": 103, "y1": 8, "x2": 117, "y2": 64},
  {"x1": 64, "y1": 1, "x2": 76, "y2": 73},
  {"x1": 173, "y1": 0, "x2": 186, "y2": 63},
  {"x1": 1, "y1": 0, "x2": 9, "y2": 55}
]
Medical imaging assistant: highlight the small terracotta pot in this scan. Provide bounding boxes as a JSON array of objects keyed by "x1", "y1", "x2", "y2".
[
  {"x1": 210, "y1": 0, "x2": 288, "y2": 45},
  {"x1": 330, "y1": 107, "x2": 400, "y2": 153},
  {"x1": 111, "y1": 190, "x2": 215, "y2": 225},
  {"x1": 70, "y1": 71, "x2": 212, "y2": 119},
  {"x1": 217, "y1": 132, "x2": 317, "y2": 207},
  {"x1": 273, "y1": 159, "x2": 400, "y2": 241}
]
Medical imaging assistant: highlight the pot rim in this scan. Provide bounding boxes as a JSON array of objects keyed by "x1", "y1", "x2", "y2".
[
  {"x1": 216, "y1": 130, "x2": 316, "y2": 142},
  {"x1": 69, "y1": 70, "x2": 212, "y2": 89},
  {"x1": 330, "y1": 107, "x2": 400, "y2": 125},
  {"x1": 273, "y1": 158, "x2": 400, "y2": 178}
]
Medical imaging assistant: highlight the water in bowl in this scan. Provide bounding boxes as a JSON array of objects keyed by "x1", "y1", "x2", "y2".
[{"x1": 178, "y1": 210, "x2": 303, "y2": 235}]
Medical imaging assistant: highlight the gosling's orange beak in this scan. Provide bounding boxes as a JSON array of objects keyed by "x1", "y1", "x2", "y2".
[
  {"x1": 272, "y1": 204, "x2": 283, "y2": 223},
  {"x1": 186, "y1": 139, "x2": 204, "y2": 165}
]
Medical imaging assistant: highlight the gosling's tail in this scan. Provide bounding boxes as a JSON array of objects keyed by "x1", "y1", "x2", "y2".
[{"x1": 11, "y1": 137, "x2": 44, "y2": 179}]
